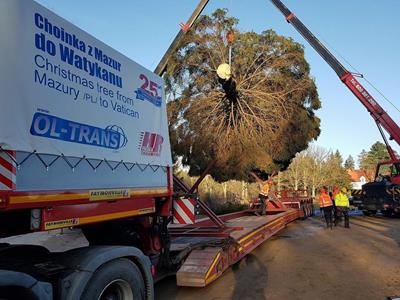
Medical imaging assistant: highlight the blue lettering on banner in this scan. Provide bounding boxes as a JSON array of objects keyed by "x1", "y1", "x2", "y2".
[
  {"x1": 30, "y1": 112, "x2": 128, "y2": 150},
  {"x1": 33, "y1": 12, "x2": 123, "y2": 89},
  {"x1": 134, "y1": 88, "x2": 162, "y2": 107}
]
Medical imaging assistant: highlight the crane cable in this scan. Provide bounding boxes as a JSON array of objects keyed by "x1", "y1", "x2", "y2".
[
  {"x1": 226, "y1": 0, "x2": 234, "y2": 66},
  {"x1": 217, "y1": 1, "x2": 235, "y2": 81},
  {"x1": 316, "y1": 32, "x2": 400, "y2": 115}
]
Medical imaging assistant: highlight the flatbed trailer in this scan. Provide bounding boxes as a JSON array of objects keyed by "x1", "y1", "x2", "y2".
[
  {"x1": 0, "y1": 177, "x2": 307, "y2": 299},
  {"x1": 166, "y1": 184, "x2": 312, "y2": 288},
  {"x1": 172, "y1": 209, "x2": 300, "y2": 287}
]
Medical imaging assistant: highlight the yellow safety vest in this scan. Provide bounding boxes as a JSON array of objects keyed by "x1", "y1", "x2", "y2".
[{"x1": 334, "y1": 192, "x2": 349, "y2": 207}]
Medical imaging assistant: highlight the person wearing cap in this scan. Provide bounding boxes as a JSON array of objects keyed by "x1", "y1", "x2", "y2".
[
  {"x1": 319, "y1": 186, "x2": 333, "y2": 229},
  {"x1": 334, "y1": 187, "x2": 350, "y2": 228}
]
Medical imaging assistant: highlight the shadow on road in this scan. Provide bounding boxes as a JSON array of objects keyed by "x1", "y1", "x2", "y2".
[
  {"x1": 154, "y1": 253, "x2": 269, "y2": 300},
  {"x1": 351, "y1": 216, "x2": 400, "y2": 247},
  {"x1": 231, "y1": 254, "x2": 268, "y2": 300}
]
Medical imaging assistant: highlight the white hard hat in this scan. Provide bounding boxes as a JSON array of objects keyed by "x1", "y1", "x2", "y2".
[{"x1": 217, "y1": 63, "x2": 231, "y2": 80}]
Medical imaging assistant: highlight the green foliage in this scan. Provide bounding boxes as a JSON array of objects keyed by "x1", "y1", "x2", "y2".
[
  {"x1": 359, "y1": 142, "x2": 390, "y2": 170},
  {"x1": 325, "y1": 151, "x2": 349, "y2": 188},
  {"x1": 344, "y1": 155, "x2": 355, "y2": 170},
  {"x1": 210, "y1": 202, "x2": 249, "y2": 215},
  {"x1": 358, "y1": 142, "x2": 390, "y2": 180},
  {"x1": 166, "y1": 9, "x2": 320, "y2": 182}
]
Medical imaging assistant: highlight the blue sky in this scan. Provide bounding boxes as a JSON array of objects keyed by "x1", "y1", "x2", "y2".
[{"x1": 36, "y1": 0, "x2": 400, "y2": 165}]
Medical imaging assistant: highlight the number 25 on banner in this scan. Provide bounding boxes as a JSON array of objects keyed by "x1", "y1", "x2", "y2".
[{"x1": 139, "y1": 74, "x2": 160, "y2": 97}]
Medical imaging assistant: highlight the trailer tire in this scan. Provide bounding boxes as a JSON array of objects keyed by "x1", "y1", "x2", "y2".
[
  {"x1": 302, "y1": 206, "x2": 308, "y2": 220},
  {"x1": 305, "y1": 203, "x2": 312, "y2": 218},
  {"x1": 81, "y1": 258, "x2": 145, "y2": 300}
]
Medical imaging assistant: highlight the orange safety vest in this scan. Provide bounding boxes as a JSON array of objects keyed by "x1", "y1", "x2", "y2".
[
  {"x1": 319, "y1": 192, "x2": 333, "y2": 208},
  {"x1": 259, "y1": 181, "x2": 271, "y2": 196}
]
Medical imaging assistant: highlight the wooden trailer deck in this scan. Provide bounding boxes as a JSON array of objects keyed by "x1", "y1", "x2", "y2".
[{"x1": 172, "y1": 208, "x2": 301, "y2": 287}]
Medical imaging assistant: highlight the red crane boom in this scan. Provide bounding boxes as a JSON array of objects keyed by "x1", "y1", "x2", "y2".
[{"x1": 269, "y1": 0, "x2": 399, "y2": 160}]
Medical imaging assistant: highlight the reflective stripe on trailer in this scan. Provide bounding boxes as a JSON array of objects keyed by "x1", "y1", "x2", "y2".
[
  {"x1": 8, "y1": 187, "x2": 169, "y2": 205},
  {"x1": 173, "y1": 197, "x2": 195, "y2": 224},
  {"x1": 0, "y1": 151, "x2": 16, "y2": 190}
]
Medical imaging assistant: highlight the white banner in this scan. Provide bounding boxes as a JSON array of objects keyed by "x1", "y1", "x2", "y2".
[{"x1": 0, "y1": 0, "x2": 172, "y2": 166}]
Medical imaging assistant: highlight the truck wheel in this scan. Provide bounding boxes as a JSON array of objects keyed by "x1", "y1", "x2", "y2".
[
  {"x1": 383, "y1": 209, "x2": 394, "y2": 218},
  {"x1": 311, "y1": 205, "x2": 315, "y2": 216},
  {"x1": 302, "y1": 206, "x2": 308, "y2": 220},
  {"x1": 81, "y1": 258, "x2": 145, "y2": 300}
]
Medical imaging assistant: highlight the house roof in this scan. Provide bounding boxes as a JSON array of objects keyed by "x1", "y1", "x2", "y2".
[{"x1": 347, "y1": 169, "x2": 367, "y2": 182}]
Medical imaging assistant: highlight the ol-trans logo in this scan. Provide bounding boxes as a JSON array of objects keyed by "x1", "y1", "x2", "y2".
[
  {"x1": 134, "y1": 74, "x2": 162, "y2": 107},
  {"x1": 30, "y1": 112, "x2": 128, "y2": 150}
]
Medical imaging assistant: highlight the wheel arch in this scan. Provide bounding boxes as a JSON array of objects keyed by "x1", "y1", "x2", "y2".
[{"x1": 58, "y1": 246, "x2": 154, "y2": 300}]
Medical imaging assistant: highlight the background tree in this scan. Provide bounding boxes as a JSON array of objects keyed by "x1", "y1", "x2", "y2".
[
  {"x1": 304, "y1": 145, "x2": 329, "y2": 197},
  {"x1": 166, "y1": 9, "x2": 320, "y2": 182},
  {"x1": 285, "y1": 152, "x2": 304, "y2": 190},
  {"x1": 359, "y1": 142, "x2": 390, "y2": 181},
  {"x1": 280, "y1": 145, "x2": 350, "y2": 195},
  {"x1": 344, "y1": 155, "x2": 355, "y2": 170},
  {"x1": 325, "y1": 150, "x2": 349, "y2": 188},
  {"x1": 358, "y1": 149, "x2": 367, "y2": 168}
]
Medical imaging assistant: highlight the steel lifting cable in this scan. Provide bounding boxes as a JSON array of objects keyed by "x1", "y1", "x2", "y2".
[
  {"x1": 227, "y1": 0, "x2": 234, "y2": 66},
  {"x1": 315, "y1": 31, "x2": 400, "y2": 115}
]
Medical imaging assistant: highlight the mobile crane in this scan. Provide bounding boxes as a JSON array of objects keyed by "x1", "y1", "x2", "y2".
[{"x1": 269, "y1": 0, "x2": 400, "y2": 217}]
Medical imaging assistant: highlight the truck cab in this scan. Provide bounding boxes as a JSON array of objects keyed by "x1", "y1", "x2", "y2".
[{"x1": 353, "y1": 160, "x2": 400, "y2": 216}]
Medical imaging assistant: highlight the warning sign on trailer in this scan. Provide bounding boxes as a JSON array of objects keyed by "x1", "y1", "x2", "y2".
[{"x1": 0, "y1": 0, "x2": 172, "y2": 167}]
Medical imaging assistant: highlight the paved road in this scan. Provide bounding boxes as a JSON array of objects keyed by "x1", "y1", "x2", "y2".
[{"x1": 155, "y1": 216, "x2": 400, "y2": 300}]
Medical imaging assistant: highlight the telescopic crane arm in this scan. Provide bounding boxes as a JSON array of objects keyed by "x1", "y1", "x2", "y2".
[
  {"x1": 269, "y1": 0, "x2": 399, "y2": 160},
  {"x1": 154, "y1": 0, "x2": 209, "y2": 76}
]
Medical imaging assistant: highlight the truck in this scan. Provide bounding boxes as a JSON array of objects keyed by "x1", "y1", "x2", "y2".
[
  {"x1": 351, "y1": 160, "x2": 400, "y2": 217},
  {"x1": 268, "y1": 0, "x2": 400, "y2": 218},
  {"x1": 0, "y1": 1, "x2": 312, "y2": 299}
]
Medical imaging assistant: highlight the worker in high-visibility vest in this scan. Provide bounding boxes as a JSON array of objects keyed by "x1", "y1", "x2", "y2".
[
  {"x1": 258, "y1": 180, "x2": 271, "y2": 216},
  {"x1": 331, "y1": 186, "x2": 340, "y2": 225},
  {"x1": 250, "y1": 172, "x2": 274, "y2": 216},
  {"x1": 319, "y1": 187, "x2": 333, "y2": 229},
  {"x1": 334, "y1": 187, "x2": 350, "y2": 228}
]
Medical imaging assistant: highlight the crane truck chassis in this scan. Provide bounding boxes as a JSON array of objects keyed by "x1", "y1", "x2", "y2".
[
  {"x1": 0, "y1": 1, "x2": 314, "y2": 299},
  {"x1": 351, "y1": 161, "x2": 400, "y2": 217}
]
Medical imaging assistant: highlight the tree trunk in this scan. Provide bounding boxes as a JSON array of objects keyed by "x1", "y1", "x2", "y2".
[
  {"x1": 311, "y1": 184, "x2": 316, "y2": 198},
  {"x1": 241, "y1": 181, "x2": 248, "y2": 201},
  {"x1": 222, "y1": 182, "x2": 227, "y2": 200},
  {"x1": 303, "y1": 170, "x2": 308, "y2": 191},
  {"x1": 277, "y1": 172, "x2": 282, "y2": 191}
]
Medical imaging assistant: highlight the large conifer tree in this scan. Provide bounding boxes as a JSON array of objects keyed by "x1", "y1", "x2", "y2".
[{"x1": 166, "y1": 9, "x2": 321, "y2": 182}]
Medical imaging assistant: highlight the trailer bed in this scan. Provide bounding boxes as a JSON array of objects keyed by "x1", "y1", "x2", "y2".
[{"x1": 171, "y1": 207, "x2": 301, "y2": 287}]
